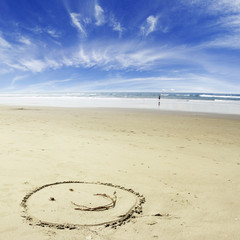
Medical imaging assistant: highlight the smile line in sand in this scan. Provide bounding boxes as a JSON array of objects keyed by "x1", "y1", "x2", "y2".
[
  {"x1": 71, "y1": 192, "x2": 117, "y2": 211},
  {"x1": 21, "y1": 181, "x2": 146, "y2": 230}
]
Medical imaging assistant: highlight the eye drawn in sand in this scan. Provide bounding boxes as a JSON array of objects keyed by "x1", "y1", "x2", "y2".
[{"x1": 21, "y1": 181, "x2": 145, "y2": 230}]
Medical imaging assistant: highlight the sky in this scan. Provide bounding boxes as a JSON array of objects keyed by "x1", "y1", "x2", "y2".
[{"x1": 0, "y1": 0, "x2": 240, "y2": 93}]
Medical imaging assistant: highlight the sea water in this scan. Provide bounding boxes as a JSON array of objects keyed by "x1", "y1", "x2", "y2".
[{"x1": 0, "y1": 92, "x2": 239, "y2": 115}]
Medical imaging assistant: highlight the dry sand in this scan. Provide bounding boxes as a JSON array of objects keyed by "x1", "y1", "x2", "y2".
[{"x1": 0, "y1": 106, "x2": 240, "y2": 240}]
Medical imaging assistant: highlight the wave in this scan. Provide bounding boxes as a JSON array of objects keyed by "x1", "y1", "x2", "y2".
[{"x1": 200, "y1": 94, "x2": 240, "y2": 99}]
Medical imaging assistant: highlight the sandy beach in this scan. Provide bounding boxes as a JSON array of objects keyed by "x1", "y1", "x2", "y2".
[{"x1": 0, "y1": 105, "x2": 240, "y2": 240}]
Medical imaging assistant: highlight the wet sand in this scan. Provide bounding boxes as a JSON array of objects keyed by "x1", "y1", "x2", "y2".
[{"x1": 0, "y1": 106, "x2": 240, "y2": 240}]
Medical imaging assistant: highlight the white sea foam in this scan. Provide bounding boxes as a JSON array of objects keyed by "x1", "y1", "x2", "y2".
[{"x1": 200, "y1": 94, "x2": 240, "y2": 99}]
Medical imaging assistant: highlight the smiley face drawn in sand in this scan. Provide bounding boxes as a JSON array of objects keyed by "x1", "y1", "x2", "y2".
[{"x1": 21, "y1": 181, "x2": 145, "y2": 229}]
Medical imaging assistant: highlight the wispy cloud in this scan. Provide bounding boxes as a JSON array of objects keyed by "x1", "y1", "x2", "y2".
[
  {"x1": 65, "y1": 73, "x2": 238, "y2": 93},
  {"x1": 221, "y1": 15, "x2": 240, "y2": 31},
  {"x1": 26, "y1": 78, "x2": 72, "y2": 91},
  {"x1": 1, "y1": 0, "x2": 240, "y2": 93},
  {"x1": 63, "y1": 76, "x2": 184, "y2": 92},
  {"x1": 179, "y1": 0, "x2": 240, "y2": 51},
  {"x1": 202, "y1": 17, "x2": 240, "y2": 50},
  {"x1": 30, "y1": 26, "x2": 44, "y2": 34},
  {"x1": 110, "y1": 16, "x2": 124, "y2": 37},
  {"x1": 70, "y1": 13, "x2": 86, "y2": 36},
  {"x1": 54, "y1": 41, "x2": 197, "y2": 74},
  {"x1": 19, "y1": 37, "x2": 31, "y2": 45},
  {"x1": 47, "y1": 29, "x2": 60, "y2": 38},
  {"x1": 10, "y1": 74, "x2": 28, "y2": 87},
  {"x1": 95, "y1": 3, "x2": 105, "y2": 26},
  {"x1": 77, "y1": 47, "x2": 93, "y2": 67},
  {"x1": 141, "y1": 15, "x2": 159, "y2": 36},
  {"x1": 67, "y1": 3, "x2": 123, "y2": 37},
  {"x1": 10, "y1": 41, "x2": 189, "y2": 73},
  {"x1": 0, "y1": 33, "x2": 64, "y2": 74},
  {"x1": 1, "y1": 31, "x2": 238, "y2": 84},
  {"x1": 202, "y1": 35, "x2": 240, "y2": 49},
  {"x1": 0, "y1": 34, "x2": 11, "y2": 48},
  {"x1": 200, "y1": 0, "x2": 240, "y2": 14},
  {"x1": 20, "y1": 59, "x2": 47, "y2": 72},
  {"x1": 18, "y1": 57, "x2": 63, "y2": 73}
]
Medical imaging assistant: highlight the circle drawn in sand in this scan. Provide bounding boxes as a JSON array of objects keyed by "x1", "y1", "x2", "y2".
[{"x1": 21, "y1": 181, "x2": 145, "y2": 229}]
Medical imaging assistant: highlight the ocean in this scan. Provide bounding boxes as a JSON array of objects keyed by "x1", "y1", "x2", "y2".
[{"x1": 0, "y1": 92, "x2": 239, "y2": 115}]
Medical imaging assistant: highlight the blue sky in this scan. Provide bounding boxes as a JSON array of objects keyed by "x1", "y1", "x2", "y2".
[{"x1": 0, "y1": 0, "x2": 240, "y2": 93}]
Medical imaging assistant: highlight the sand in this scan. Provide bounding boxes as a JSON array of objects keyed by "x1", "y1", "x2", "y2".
[{"x1": 0, "y1": 106, "x2": 240, "y2": 240}]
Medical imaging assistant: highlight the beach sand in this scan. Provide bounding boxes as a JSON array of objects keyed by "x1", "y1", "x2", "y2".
[{"x1": 0, "y1": 106, "x2": 240, "y2": 240}]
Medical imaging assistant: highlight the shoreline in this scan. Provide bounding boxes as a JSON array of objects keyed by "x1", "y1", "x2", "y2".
[
  {"x1": 1, "y1": 103, "x2": 240, "y2": 120},
  {"x1": 0, "y1": 105, "x2": 240, "y2": 239}
]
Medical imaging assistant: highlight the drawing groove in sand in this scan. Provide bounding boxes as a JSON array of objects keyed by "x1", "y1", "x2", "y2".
[{"x1": 21, "y1": 181, "x2": 145, "y2": 230}]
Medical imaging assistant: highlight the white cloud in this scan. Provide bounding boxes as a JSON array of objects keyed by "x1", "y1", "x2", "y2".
[
  {"x1": 147, "y1": 16, "x2": 158, "y2": 34},
  {"x1": 59, "y1": 42, "x2": 182, "y2": 72},
  {"x1": 0, "y1": 35, "x2": 11, "y2": 48},
  {"x1": 78, "y1": 48, "x2": 92, "y2": 67},
  {"x1": 10, "y1": 74, "x2": 28, "y2": 87},
  {"x1": 17, "y1": 57, "x2": 63, "y2": 73},
  {"x1": 31, "y1": 26, "x2": 44, "y2": 34},
  {"x1": 95, "y1": 3, "x2": 105, "y2": 26},
  {"x1": 69, "y1": 4, "x2": 122, "y2": 37},
  {"x1": 6, "y1": 63, "x2": 27, "y2": 71},
  {"x1": 4, "y1": 56, "x2": 64, "y2": 74},
  {"x1": 19, "y1": 37, "x2": 31, "y2": 45},
  {"x1": 66, "y1": 74, "x2": 234, "y2": 93},
  {"x1": 0, "y1": 22, "x2": 238, "y2": 93},
  {"x1": 204, "y1": 0, "x2": 240, "y2": 14},
  {"x1": 45, "y1": 58, "x2": 63, "y2": 69},
  {"x1": 201, "y1": 35, "x2": 240, "y2": 49},
  {"x1": 62, "y1": 57, "x2": 74, "y2": 67},
  {"x1": 47, "y1": 29, "x2": 60, "y2": 38},
  {"x1": 141, "y1": 15, "x2": 159, "y2": 36},
  {"x1": 12, "y1": 74, "x2": 28, "y2": 82},
  {"x1": 70, "y1": 47, "x2": 110, "y2": 68},
  {"x1": 113, "y1": 22, "x2": 123, "y2": 33},
  {"x1": 20, "y1": 59, "x2": 47, "y2": 72},
  {"x1": 184, "y1": 0, "x2": 240, "y2": 26},
  {"x1": 180, "y1": 0, "x2": 240, "y2": 50},
  {"x1": 83, "y1": 18, "x2": 92, "y2": 24},
  {"x1": 110, "y1": 16, "x2": 124, "y2": 37},
  {"x1": 70, "y1": 13, "x2": 86, "y2": 36},
  {"x1": 218, "y1": 15, "x2": 240, "y2": 33},
  {"x1": 67, "y1": 76, "x2": 185, "y2": 91},
  {"x1": 26, "y1": 78, "x2": 72, "y2": 91},
  {"x1": 0, "y1": 68, "x2": 13, "y2": 74}
]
